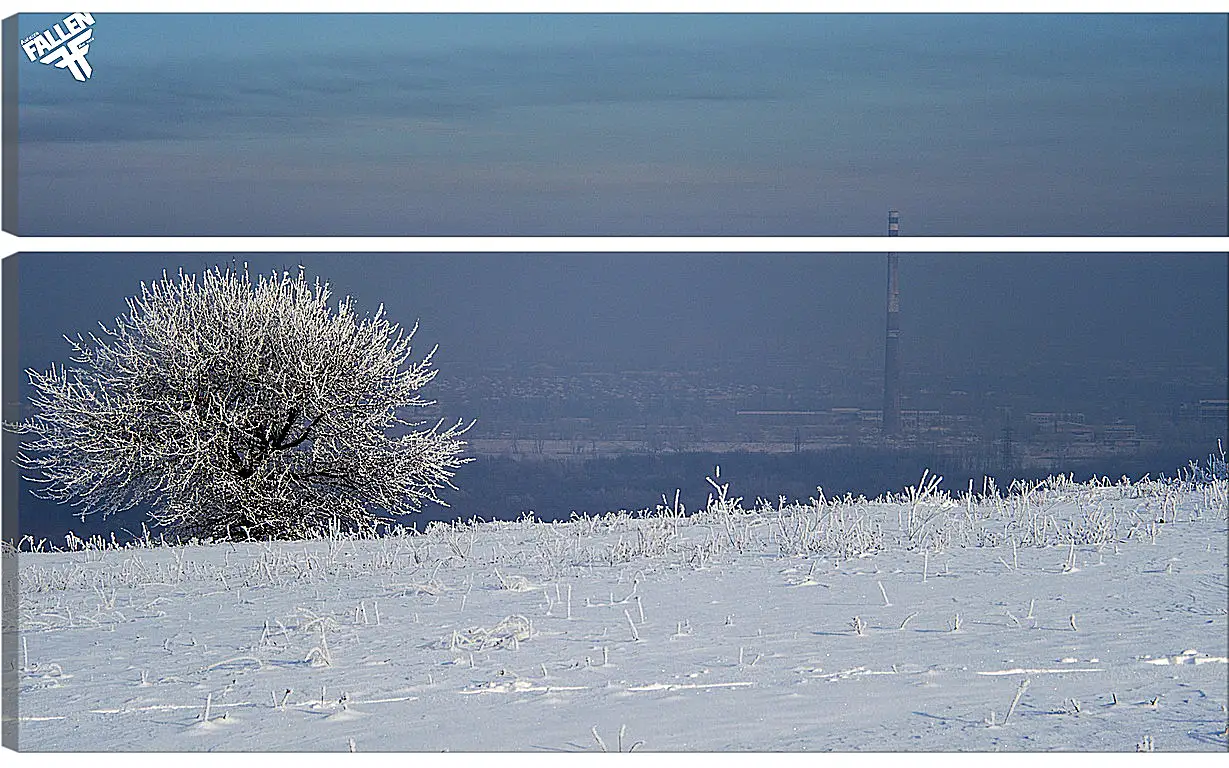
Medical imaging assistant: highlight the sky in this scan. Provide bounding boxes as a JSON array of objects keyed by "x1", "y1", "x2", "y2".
[
  {"x1": 12, "y1": 251, "x2": 1228, "y2": 380},
  {"x1": 12, "y1": 13, "x2": 1229, "y2": 236}
]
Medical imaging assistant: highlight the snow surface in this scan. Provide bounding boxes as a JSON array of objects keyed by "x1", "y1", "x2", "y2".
[{"x1": 10, "y1": 473, "x2": 1228, "y2": 752}]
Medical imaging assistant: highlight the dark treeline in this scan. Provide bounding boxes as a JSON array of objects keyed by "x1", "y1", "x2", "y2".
[
  {"x1": 10, "y1": 446, "x2": 1217, "y2": 545},
  {"x1": 432, "y1": 446, "x2": 1217, "y2": 526}
]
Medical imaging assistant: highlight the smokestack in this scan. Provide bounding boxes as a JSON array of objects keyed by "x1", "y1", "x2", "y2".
[{"x1": 883, "y1": 210, "x2": 902, "y2": 437}]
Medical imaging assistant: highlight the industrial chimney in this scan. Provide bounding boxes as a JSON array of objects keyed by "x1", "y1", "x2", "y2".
[{"x1": 883, "y1": 210, "x2": 902, "y2": 437}]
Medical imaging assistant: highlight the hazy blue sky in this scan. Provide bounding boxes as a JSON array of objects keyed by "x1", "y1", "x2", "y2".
[
  {"x1": 13, "y1": 252, "x2": 1228, "y2": 381},
  {"x1": 14, "y1": 13, "x2": 1228, "y2": 235}
]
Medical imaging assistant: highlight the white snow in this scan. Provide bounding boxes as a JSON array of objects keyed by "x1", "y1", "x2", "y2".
[{"x1": 10, "y1": 473, "x2": 1229, "y2": 752}]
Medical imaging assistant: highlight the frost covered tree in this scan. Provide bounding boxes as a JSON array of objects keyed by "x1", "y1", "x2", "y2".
[{"x1": 11, "y1": 266, "x2": 470, "y2": 540}]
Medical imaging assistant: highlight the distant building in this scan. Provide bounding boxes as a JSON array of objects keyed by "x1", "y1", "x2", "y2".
[
  {"x1": 1027, "y1": 412, "x2": 1058, "y2": 430},
  {"x1": 1064, "y1": 424, "x2": 1096, "y2": 442},
  {"x1": 900, "y1": 409, "x2": 941, "y2": 432},
  {"x1": 1198, "y1": 399, "x2": 1228, "y2": 423},
  {"x1": 1102, "y1": 423, "x2": 1138, "y2": 450}
]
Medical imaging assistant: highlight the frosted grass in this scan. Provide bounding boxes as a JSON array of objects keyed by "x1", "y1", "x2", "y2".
[{"x1": 10, "y1": 465, "x2": 1228, "y2": 751}]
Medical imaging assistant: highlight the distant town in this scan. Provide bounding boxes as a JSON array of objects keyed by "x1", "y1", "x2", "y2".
[
  {"x1": 9, "y1": 351, "x2": 1225, "y2": 539},
  {"x1": 423, "y1": 355, "x2": 1228, "y2": 476}
]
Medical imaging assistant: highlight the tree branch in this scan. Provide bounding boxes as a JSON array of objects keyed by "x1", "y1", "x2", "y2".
[{"x1": 275, "y1": 414, "x2": 321, "y2": 450}]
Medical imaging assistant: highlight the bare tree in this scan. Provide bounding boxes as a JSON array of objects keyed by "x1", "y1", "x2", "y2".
[{"x1": 10, "y1": 266, "x2": 470, "y2": 539}]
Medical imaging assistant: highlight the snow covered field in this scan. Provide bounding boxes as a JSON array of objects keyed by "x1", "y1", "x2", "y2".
[{"x1": 10, "y1": 469, "x2": 1228, "y2": 752}]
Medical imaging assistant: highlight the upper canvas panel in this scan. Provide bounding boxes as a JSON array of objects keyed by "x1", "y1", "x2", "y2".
[{"x1": 8, "y1": 13, "x2": 1228, "y2": 236}]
